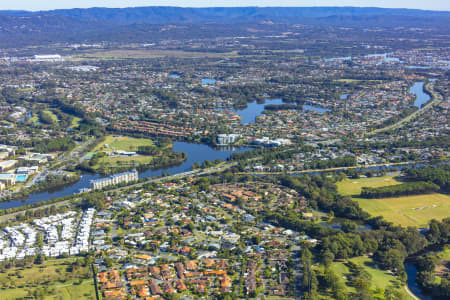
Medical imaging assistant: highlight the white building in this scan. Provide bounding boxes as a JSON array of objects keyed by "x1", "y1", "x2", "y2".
[
  {"x1": 33, "y1": 55, "x2": 63, "y2": 62},
  {"x1": 217, "y1": 134, "x2": 241, "y2": 145},
  {"x1": 90, "y1": 170, "x2": 138, "y2": 190}
]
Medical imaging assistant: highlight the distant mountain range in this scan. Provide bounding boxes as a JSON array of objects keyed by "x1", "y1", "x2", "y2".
[
  {"x1": 0, "y1": 6, "x2": 448, "y2": 48},
  {"x1": 1, "y1": 6, "x2": 449, "y2": 25}
]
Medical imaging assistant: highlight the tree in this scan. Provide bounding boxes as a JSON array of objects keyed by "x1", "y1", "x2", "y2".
[
  {"x1": 385, "y1": 285, "x2": 407, "y2": 300},
  {"x1": 322, "y1": 250, "x2": 335, "y2": 267},
  {"x1": 34, "y1": 254, "x2": 45, "y2": 265}
]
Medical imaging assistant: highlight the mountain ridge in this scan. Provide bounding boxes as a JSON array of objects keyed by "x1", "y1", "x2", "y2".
[{"x1": 0, "y1": 6, "x2": 449, "y2": 25}]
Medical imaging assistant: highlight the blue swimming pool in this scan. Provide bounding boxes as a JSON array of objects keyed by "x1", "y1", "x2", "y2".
[
  {"x1": 15, "y1": 174, "x2": 27, "y2": 182},
  {"x1": 0, "y1": 173, "x2": 12, "y2": 178}
]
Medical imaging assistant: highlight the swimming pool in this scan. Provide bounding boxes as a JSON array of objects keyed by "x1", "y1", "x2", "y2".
[
  {"x1": 0, "y1": 173, "x2": 15, "y2": 179},
  {"x1": 15, "y1": 174, "x2": 27, "y2": 182}
]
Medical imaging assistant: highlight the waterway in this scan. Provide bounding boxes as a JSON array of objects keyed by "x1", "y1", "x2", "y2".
[
  {"x1": 410, "y1": 82, "x2": 431, "y2": 109},
  {"x1": 303, "y1": 104, "x2": 331, "y2": 114},
  {"x1": 405, "y1": 262, "x2": 433, "y2": 300},
  {"x1": 237, "y1": 98, "x2": 283, "y2": 124},
  {"x1": 237, "y1": 98, "x2": 332, "y2": 123},
  {"x1": 0, "y1": 142, "x2": 250, "y2": 210},
  {"x1": 201, "y1": 78, "x2": 216, "y2": 85}
]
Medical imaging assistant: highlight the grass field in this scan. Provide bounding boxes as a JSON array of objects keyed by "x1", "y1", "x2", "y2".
[
  {"x1": 91, "y1": 135, "x2": 162, "y2": 171},
  {"x1": 330, "y1": 256, "x2": 413, "y2": 299},
  {"x1": 437, "y1": 246, "x2": 450, "y2": 261},
  {"x1": 79, "y1": 49, "x2": 238, "y2": 59},
  {"x1": 93, "y1": 135, "x2": 154, "y2": 152},
  {"x1": 0, "y1": 258, "x2": 96, "y2": 300},
  {"x1": 337, "y1": 176, "x2": 450, "y2": 227},
  {"x1": 70, "y1": 117, "x2": 81, "y2": 129},
  {"x1": 337, "y1": 176, "x2": 402, "y2": 196},
  {"x1": 97, "y1": 155, "x2": 154, "y2": 168},
  {"x1": 42, "y1": 110, "x2": 59, "y2": 123},
  {"x1": 29, "y1": 114, "x2": 39, "y2": 123}
]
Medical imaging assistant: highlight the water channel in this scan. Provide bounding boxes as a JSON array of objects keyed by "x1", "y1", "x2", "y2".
[
  {"x1": 0, "y1": 142, "x2": 250, "y2": 209},
  {"x1": 405, "y1": 262, "x2": 433, "y2": 300},
  {"x1": 410, "y1": 82, "x2": 431, "y2": 108},
  {"x1": 1, "y1": 85, "x2": 442, "y2": 298},
  {"x1": 3, "y1": 96, "x2": 290, "y2": 208},
  {"x1": 1, "y1": 81, "x2": 432, "y2": 209},
  {"x1": 237, "y1": 98, "x2": 283, "y2": 124}
]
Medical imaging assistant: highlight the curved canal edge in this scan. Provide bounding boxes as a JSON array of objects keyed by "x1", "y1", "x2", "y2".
[
  {"x1": 404, "y1": 285, "x2": 420, "y2": 300},
  {"x1": 0, "y1": 142, "x2": 250, "y2": 210},
  {"x1": 405, "y1": 262, "x2": 433, "y2": 300}
]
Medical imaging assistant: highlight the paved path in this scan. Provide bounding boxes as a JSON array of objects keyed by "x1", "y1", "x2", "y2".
[{"x1": 404, "y1": 285, "x2": 420, "y2": 300}]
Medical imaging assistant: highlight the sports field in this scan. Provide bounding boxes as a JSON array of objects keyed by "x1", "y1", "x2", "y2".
[
  {"x1": 337, "y1": 176, "x2": 450, "y2": 227},
  {"x1": 93, "y1": 135, "x2": 154, "y2": 152}
]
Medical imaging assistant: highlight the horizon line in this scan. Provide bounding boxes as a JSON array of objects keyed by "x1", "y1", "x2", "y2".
[{"x1": 1, "y1": 6, "x2": 449, "y2": 13}]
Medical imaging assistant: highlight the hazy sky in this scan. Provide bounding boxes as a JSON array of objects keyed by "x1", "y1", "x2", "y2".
[{"x1": 1, "y1": 1, "x2": 449, "y2": 12}]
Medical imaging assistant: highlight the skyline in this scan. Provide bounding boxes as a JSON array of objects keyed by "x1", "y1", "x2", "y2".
[{"x1": 1, "y1": 1, "x2": 449, "y2": 12}]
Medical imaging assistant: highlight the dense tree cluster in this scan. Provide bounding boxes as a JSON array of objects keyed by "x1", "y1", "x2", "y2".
[
  {"x1": 360, "y1": 181, "x2": 440, "y2": 198},
  {"x1": 33, "y1": 137, "x2": 75, "y2": 153},
  {"x1": 280, "y1": 175, "x2": 369, "y2": 220},
  {"x1": 273, "y1": 174, "x2": 450, "y2": 295},
  {"x1": 404, "y1": 165, "x2": 450, "y2": 192},
  {"x1": 415, "y1": 249, "x2": 450, "y2": 297},
  {"x1": 306, "y1": 155, "x2": 356, "y2": 170}
]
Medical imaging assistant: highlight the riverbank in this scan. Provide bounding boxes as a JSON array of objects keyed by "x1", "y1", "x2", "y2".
[
  {"x1": 404, "y1": 285, "x2": 420, "y2": 300},
  {"x1": 0, "y1": 173, "x2": 80, "y2": 203},
  {"x1": 0, "y1": 142, "x2": 250, "y2": 210}
]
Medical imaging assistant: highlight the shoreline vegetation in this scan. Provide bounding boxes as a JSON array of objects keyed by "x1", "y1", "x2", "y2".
[
  {"x1": 77, "y1": 135, "x2": 187, "y2": 175},
  {"x1": 0, "y1": 173, "x2": 80, "y2": 203}
]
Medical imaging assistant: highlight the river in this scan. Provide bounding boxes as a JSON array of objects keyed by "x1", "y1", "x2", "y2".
[
  {"x1": 405, "y1": 262, "x2": 433, "y2": 300},
  {"x1": 0, "y1": 142, "x2": 250, "y2": 209}
]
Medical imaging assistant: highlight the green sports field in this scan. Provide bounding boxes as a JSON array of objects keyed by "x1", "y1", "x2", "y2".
[
  {"x1": 0, "y1": 258, "x2": 96, "y2": 300},
  {"x1": 337, "y1": 176, "x2": 450, "y2": 227},
  {"x1": 93, "y1": 135, "x2": 154, "y2": 152}
]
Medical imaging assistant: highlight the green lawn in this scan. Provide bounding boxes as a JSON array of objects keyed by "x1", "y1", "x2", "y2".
[
  {"x1": 0, "y1": 258, "x2": 96, "y2": 300},
  {"x1": 93, "y1": 135, "x2": 154, "y2": 152},
  {"x1": 337, "y1": 176, "x2": 402, "y2": 196},
  {"x1": 42, "y1": 110, "x2": 59, "y2": 123},
  {"x1": 91, "y1": 135, "x2": 159, "y2": 171},
  {"x1": 330, "y1": 256, "x2": 412, "y2": 299},
  {"x1": 29, "y1": 115, "x2": 39, "y2": 123},
  {"x1": 97, "y1": 155, "x2": 155, "y2": 168},
  {"x1": 70, "y1": 117, "x2": 82, "y2": 129},
  {"x1": 437, "y1": 246, "x2": 450, "y2": 261},
  {"x1": 337, "y1": 177, "x2": 450, "y2": 227}
]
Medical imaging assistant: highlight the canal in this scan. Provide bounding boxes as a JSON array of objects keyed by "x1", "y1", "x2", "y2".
[
  {"x1": 410, "y1": 82, "x2": 431, "y2": 109},
  {"x1": 0, "y1": 142, "x2": 250, "y2": 209}
]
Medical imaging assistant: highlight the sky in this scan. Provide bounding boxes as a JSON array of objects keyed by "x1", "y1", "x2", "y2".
[{"x1": 0, "y1": 1, "x2": 449, "y2": 12}]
